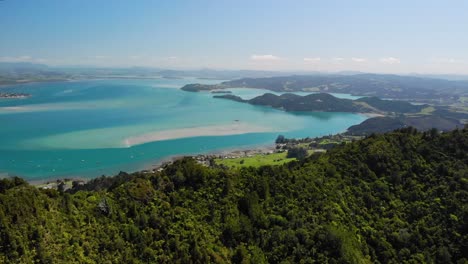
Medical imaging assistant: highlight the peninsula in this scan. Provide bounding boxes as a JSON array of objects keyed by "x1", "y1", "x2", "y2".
[
  {"x1": 214, "y1": 93, "x2": 425, "y2": 114},
  {"x1": 214, "y1": 93, "x2": 466, "y2": 134}
]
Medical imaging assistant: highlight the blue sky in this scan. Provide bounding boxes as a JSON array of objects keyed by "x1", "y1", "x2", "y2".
[{"x1": 1, "y1": 0, "x2": 467, "y2": 74}]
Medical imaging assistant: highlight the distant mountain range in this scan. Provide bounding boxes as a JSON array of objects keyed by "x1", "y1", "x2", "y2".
[
  {"x1": 0, "y1": 62, "x2": 305, "y2": 85},
  {"x1": 3, "y1": 62, "x2": 468, "y2": 96}
]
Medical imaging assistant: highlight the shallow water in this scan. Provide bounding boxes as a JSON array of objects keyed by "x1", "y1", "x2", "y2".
[{"x1": 0, "y1": 79, "x2": 366, "y2": 180}]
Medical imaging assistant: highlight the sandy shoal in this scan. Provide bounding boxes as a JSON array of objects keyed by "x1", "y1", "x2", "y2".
[{"x1": 124, "y1": 122, "x2": 271, "y2": 147}]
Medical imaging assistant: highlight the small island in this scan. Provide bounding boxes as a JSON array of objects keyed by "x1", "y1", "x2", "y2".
[
  {"x1": 0, "y1": 92, "x2": 31, "y2": 99},
  {"x1": 181, "y1": 83, "x2": 226, "y2": 92}
]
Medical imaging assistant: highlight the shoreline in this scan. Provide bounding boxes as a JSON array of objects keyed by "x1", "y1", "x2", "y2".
[
  {"x1": 359, "y1": 112, "x2": 385, "y2": 118},
  {"x1": 0, "y1": 81, "x2": 378, "y2": 185},
  {"x1": 0, "y1": 75, "x2": 213, "y2": 88},
  {"x1": 26, "y1": 143, "x2": 277, "y2": 186},
  {"x1": 22, "y1": 130, "x2": 364, "y2": 187},
  {"x1": 0, "y1": 78, "x2": 75, "y2": 88}
]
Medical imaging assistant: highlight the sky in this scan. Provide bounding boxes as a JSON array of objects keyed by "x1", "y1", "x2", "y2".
[{"x1": 0, "y1": 0, "x2": 467, "y2": 74}]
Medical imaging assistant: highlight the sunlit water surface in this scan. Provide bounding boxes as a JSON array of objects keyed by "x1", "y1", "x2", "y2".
[{"x1": 0, "y1": 79, "x2": 366, "y2": 181}]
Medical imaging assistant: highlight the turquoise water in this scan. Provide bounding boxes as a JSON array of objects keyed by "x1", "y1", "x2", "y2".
[{"x1": 0, "y1": 79, "x2": 367, "y2": 181}]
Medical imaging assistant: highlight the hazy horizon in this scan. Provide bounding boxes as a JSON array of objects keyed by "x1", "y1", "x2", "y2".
[{"x1": 1, "y1": 0, "x2": 467, "y2": 75}]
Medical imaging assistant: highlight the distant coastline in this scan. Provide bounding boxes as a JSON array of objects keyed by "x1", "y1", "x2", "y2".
[
  {"x1": 0, "y1": 76, "x2": 226, "y2": 88},
  {"x1": 0, "y1": 78, "x2": 76, "y2": 87}
]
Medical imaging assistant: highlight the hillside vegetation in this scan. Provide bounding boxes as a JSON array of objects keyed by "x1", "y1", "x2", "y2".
[
  {"x1": 215, "y1": 93, "x2": 466, "y2": 134},
  {"x1": 182, "y1": 74, "x2": 468, "y2": 103},
  {"x1": 0, "y1": 127, "x2": 467, "y2": 263},
  {"x1": 215, "y1": 93, "x2": 426, "y2": 114}
]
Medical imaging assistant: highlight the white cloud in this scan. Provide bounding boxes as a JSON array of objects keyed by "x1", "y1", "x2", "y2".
[
  {"x1": 0, "y1": 56, "x2": 49, "y2": 63},
  {"x1": 91, "y1": 55, "x2": 108, "y2": 60},
  {"x1": 0, "y1": 56, "x2": 33, "y2": 62},
  {"x1": 332, "y1": 57, "x2": 345, "y2": 63},
  {"x1": 250, "y1": 54, "x2": 280, "y2": 61},
  {"x1": 352, "y1": 57, "x2": 367, "y2": 63},
  {"x1": 166, "y1": 56, "x2": 178, "y2": 60},
  {"x1": 303, "y1": 57, "x2": 321, "y2": 63},
  {"x1": 380, "y1": 57, "x2": 401, "y2": 64}
]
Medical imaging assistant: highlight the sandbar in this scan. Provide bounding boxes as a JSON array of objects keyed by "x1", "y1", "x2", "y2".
[{"x1": 124, "y1": 122, "x2": 272, "y2": 147}]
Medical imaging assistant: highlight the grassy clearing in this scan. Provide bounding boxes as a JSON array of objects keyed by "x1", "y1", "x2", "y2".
[
  {"x1": 406, "y1": 106, "x2": 436, "y2": 117},
  {"x1": 215, "y1": 152, "x2": 295, "y2": 168},
  {"x1": 419, "y1": 106, "x2": 436, "y2": 115},
  {"x1": 457, "y1": 107, "x2": 468, "y2": 112},
  {"x1": 35, "y1": 179, "x2": 74, "y2": 190},
  {"x1": 296, "y1": 142, "x2": 312, "y2": 148},
  {"x1": 318, "y1": 139, "x2": 340, "y2": 145},
  {"x1": 302, "y1": 87, "x2": 321, "y2": 92}
]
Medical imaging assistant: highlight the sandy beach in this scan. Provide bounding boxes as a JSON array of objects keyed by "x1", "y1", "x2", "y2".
[
  {"x1": 360, "y1": 112, "x2": 385, "y2": 118},
  {"x1": 124, "y1": 122, "x2": 272, "y2": 147}
]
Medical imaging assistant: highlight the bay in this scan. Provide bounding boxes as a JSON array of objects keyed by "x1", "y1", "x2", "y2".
[{"x1": 0, "y1": 79, "x2": 367, "y2": 181}]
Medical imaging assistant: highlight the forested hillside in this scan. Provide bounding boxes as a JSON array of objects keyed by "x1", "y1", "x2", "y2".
[
  {"x1": 214, "y1": 93, "x2": 427, "y2": 114},
  {"x1": 1, "y1": 127, "x2": 467, "y2": 263},
  {"x1": 182, "y1": 74, "x2": 468, "y2": 103}
]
